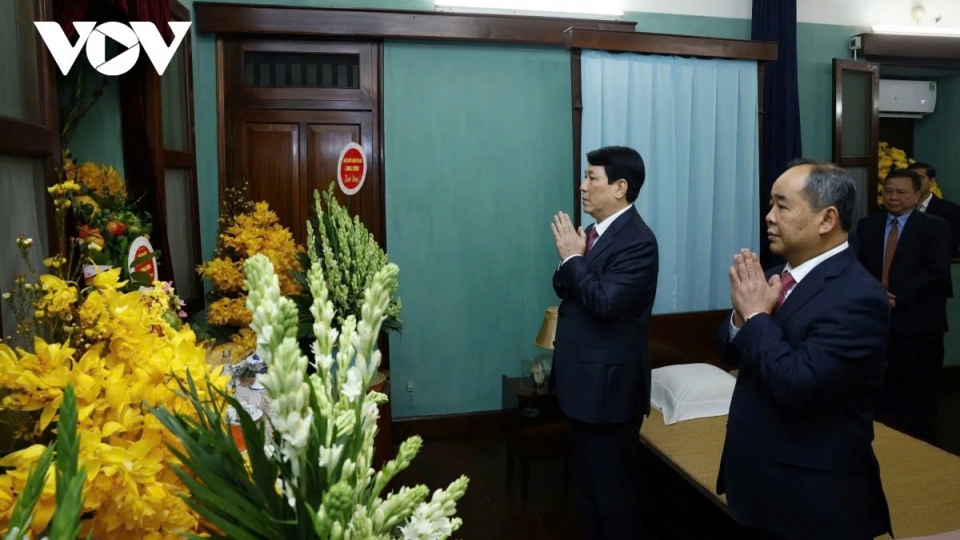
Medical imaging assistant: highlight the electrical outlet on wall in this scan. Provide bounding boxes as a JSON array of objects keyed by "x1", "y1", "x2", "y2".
[{"x1": 406, "y1": 381, "x2": 414, "y2": 401}]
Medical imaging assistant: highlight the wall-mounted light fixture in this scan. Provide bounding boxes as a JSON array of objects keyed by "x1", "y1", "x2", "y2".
[{"x1": 871, "y1": 25, "x2": 960, "y2": 36}]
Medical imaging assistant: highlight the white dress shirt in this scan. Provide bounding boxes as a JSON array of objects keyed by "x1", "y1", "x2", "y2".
[
  {"x1": 917, "y1": 193, "x2": 933, "y2": 213},
  {"x1": 728, "y1": 241, "x2": 850, "y2": 338},
  {"x1": 560, "y1": 204, "x2": 634, "y2": 267}
]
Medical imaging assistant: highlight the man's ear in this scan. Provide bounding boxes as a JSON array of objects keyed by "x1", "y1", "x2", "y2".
[
  {"x1": 819, "y1": 207, "x2": 840, "y2": 234},
  {"x1": 616, "y1": 178, "x2": 628, "y2": 199}
]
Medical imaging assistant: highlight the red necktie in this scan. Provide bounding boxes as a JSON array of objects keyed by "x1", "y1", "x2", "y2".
[
  {"x1": 585, "y1": 227, "x2": 599, "y2": 254},
  {"x1": 882, "y1": 218, "x2": 899, "y2": 288},
  {"x1": 777, "y1": 271, "x2": 796, "y2": 309}
]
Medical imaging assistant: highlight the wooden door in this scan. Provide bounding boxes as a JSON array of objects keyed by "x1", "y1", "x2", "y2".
[
  {"x1": 833, "y1": 59, "x2": 880, "y2": 225},
  {"x1": 230, "y1": 109, "x2": 383, "y2": 248}
]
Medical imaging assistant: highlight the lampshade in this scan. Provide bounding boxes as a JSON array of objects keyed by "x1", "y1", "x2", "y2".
[{"x1": 534, "y1": 306, "x2": 558, "y2": 350}]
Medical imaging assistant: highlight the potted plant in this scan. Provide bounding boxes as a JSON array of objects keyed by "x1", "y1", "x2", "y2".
[
  {"x1": 151, "y1": 255, "x2": 467, "y2": 540},
  {"x1": 291, "y1": 183, "x2": 402, "y2": 376}
]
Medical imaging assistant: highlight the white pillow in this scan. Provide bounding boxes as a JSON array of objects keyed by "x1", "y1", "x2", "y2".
[{"x1": 650, "y1": 363, "x2": 736, "y2": 425}]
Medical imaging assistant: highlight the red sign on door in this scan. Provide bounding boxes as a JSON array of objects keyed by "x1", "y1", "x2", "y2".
[{"x1": 337, "y1": 143, "x2": 367, "y2": 196}]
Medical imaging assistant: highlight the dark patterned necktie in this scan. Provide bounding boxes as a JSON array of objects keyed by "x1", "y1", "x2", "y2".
[
  {"x1": 585, "y1": 227, "x2": 599, "y2": 254},
  {"x1": 882, "y1": 218, "x2": 899, "y2": 288},
  {"x1": 777, "y1": 271, "x2": 796, "y2": 309}
]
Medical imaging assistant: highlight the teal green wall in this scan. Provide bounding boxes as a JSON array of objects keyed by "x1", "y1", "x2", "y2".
[
  {"x1": 915, "y1": 76, "x2": 960, "y2": 367},
  {"x1": 628, "y1": 12, "x2": 750, "y2": 39},
  {"x1": 797, "y1": 23, "x2": 870, "y2": 160},
  {"x1": 915, "y1": 75, "x2": 960, "y2": 195},
  {"x1": 61, "y1": 64, "x2": 126, "y2": 175},
  {"x1": 383, "y1": 42, "x2": 570, "y2": 415},
  {"x1": 70, "y1": 1, "x2": 952, "y2": 413}
]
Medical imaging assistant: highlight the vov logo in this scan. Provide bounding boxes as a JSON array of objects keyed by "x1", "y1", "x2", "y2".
[{"x1": 34, "y1": 21, "x2": 192, "y2": 76}]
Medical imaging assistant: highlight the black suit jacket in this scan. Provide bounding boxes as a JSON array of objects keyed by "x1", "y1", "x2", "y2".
[
  {"x1": 855, "y1": 209, "x2": 952, "y2": 336},
  {"x1": 549, "y1": 208, "x2": 658, "y2": 424},
  {"x1": 715, "y1": 247, "x2": 892, "y2": 540},
  {"x1": 924, "y1": 195, "x2": 960, "y2": 253}
]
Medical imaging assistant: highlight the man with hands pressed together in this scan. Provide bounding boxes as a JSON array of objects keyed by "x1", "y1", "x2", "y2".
[
  {"x1": 549, "y1": 146, "x2": 659, "y2": 540},
  {"x1": 717, "y1": 159, "x2": 892, "y2": 540}
]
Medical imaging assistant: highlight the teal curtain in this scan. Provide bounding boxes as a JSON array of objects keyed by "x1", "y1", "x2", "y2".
[{"x1": 580, "y1": 50, "x2": 760, "y2": 313}]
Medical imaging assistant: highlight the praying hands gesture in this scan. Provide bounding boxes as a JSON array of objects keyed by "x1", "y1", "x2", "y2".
[
  {"x1": 551, "y1": 212, "x2": 587, "y2": 260},
  {"x1": 729, "y1": 249, "x2": 781, "y2": 327}
]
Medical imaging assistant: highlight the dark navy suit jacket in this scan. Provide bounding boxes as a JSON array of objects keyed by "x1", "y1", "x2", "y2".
[
  {"x1": 855, "y1": 209, "x2": 952, "y2": 336},
  {"x1": 925, "y1": 195, "x2": 960, "y2": 253},
  {"x1": 549, "y1": 208, "x2": 659, "y2": 424},
  {"x1": 715, "y1": 246, "x2": 893, "y2": 540}
]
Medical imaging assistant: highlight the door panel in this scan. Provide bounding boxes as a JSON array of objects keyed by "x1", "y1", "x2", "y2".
[
  {"x1": 833, "y1": 59, "x2": 880, "y2": 223},
  {"x1": 228, "y1": 109, "x2": 383, "y2": 249},
  {"x1": 303, "y1": 111, "x2": 381, "y2": 250},
  {"x1": 232, "y1": 111, "x2": 301, "y2": 238}
]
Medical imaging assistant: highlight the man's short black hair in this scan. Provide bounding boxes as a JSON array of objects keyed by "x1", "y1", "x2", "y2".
[
  {"x1": 885, "y1": 168, "x2": 922, "y2": 192},
  {"x1": 586, "y1": 146, "x2": 645, "y2": 203},
  {"x1": 907, "y1": 161, "x2": 937, "y2": 179}
]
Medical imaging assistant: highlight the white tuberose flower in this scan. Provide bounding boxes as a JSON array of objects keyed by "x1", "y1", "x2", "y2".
[{"x1": 342, "y1": 366, "x2": 363, "y2": 402}]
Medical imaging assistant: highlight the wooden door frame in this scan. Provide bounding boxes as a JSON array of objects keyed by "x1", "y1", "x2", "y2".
[
  {"x1": 217, "y1": 38, "x2": 385, "y2": 247},
  {"x1": 832, "y1": 59, "x2": 880, "y2": 213},
  {"x1": 229, "y1": 108, "x2": 381, "y2": 246},
  {"x1": 563, "y1": 28, "x2": 779, "y2": 229},
  {"x1": 0, "y1": 0, "x2": 60, "y2": 334}
]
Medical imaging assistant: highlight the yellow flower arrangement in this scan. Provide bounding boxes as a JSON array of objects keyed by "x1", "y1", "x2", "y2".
[
  {"x1": 72, "y1": 159, "x2": 126, "y2": 200},
  {"x1": 49, "y1": 150, "x2": 156, "y2": 289},
  {"x1": 198, "y1": 187, "x2": 304, "y2": 339},
  {"x1": 0, "y1": 181, "x2": 228, "y2": 540},
  {"x1": 877, "y1": 142, "x2": 942, "y2": 204}
]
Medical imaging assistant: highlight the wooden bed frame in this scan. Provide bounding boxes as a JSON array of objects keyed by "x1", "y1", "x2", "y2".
[
  {"x1": 641, "y1": 309, "x2": 960, "y2": 540},
  {"x1": 642, "y1": 309, "x2": 740, "y2": 539},
  {"x1": 649, "y1": 309, "x2": 730, "y2": 370}
]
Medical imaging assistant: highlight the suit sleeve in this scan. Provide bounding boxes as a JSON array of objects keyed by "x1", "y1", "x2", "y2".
[
  {"x1": 731, "y1": 290, "x2": 890, "y2": 410},
  {"x1": 716, "y1": 314, "x2": 743, "y2": 368},
  {"x1": 947, "y1": 205, "x2": 960, "y2": 252},
  {"x1": 552, "y1": 268, "x2": 568, "y2": 299},
  {"x1": 556, "y1": 235, "x2": 657, "y2": 321},
  {"x1": 895, "y1": 216, "x2": 952, "y2": 307}
]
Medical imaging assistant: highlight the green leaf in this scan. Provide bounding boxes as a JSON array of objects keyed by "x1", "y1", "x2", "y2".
[
  {"x1": 172, "y1": 467, "x2": 277, "y2": 540},
  {"x1": 5, "y1": 444, "x2": 55, "y2": 540},
  {"x1": 130, "y1": 249, "x2": 159, "y2": 268},
  {"x1": 49, "y1": 385, "x2": 86, "y2": 540},
  {"x1": 150, "y1": 374, "x2": 284, "y2": 540},
  {"x1": 130, "y1": 271, "x2": 153, "y2": 286}
]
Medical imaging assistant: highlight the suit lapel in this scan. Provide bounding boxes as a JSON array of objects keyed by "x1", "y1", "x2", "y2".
[
  {"x1": 774, "y1": 271, "x2": 825, "y2": 322},
  {"x1": 585, "y1": 208, "x2": 635, "y2": 263},
  {"x1": 868, "y1": 212, "x2": 889, "y2": 273},
  {"x1": 774, "y1": 248, "x2": 853, "y2": 322},
  {"x1": 892, "y1": 212, "x2": 918, "y2": 266}
]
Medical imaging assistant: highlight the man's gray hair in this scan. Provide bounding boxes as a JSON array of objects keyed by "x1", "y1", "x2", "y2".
[{"x1": 785, "y1": 158, "x2": 857, "y2": 231}]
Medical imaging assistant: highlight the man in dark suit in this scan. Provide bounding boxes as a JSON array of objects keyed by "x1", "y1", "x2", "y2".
[
  {"x1": 907, "y1": 161, "x2": 960, "y2": 253},
  {"x1": 549, "y1": 145, "x2": 658, "y2": 540},
  {"x1": 855, "y1": 168, "x2": 952, "y2": 442},
  {"x1": 716, "y1": 159, "x2": 892, "y2": 540}
]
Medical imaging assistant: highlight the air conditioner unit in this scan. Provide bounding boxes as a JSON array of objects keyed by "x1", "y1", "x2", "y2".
[{"x1": 879, "y1": 79, "x2": 937, "y2": 118}]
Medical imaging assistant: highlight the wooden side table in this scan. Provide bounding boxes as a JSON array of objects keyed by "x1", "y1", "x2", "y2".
[{"x1": 501, "y1": 375, "x2": 570, "y2": 505}]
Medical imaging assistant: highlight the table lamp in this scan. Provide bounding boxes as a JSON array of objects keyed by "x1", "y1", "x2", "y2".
[
  {"x1": 534, "y1": 306, "x2": 558, "y2": 352},
  {"x1": 520, "y1": 306, "x2": 558, "y2": 417}
]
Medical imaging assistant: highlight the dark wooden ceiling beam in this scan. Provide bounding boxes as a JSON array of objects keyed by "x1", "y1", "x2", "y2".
[
  {"x1": 194, "y1": 3, "x2": 637, "y2": 45},
  {"x1": 564, "y1": 28, "x2": 778, "y2": 62},
  {"x1": 857, "y1": 33, "x2": 960, "y2": 69}
]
